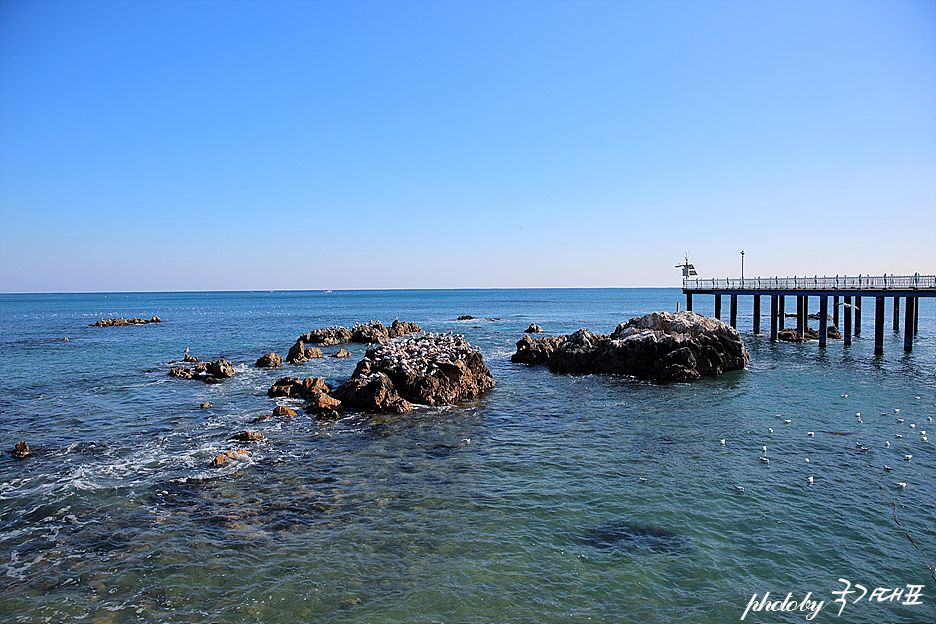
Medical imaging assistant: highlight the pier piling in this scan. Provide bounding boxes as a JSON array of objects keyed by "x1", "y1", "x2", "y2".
[{"x1": 874, "y1": 297, "x2": 885, "y2": 355}]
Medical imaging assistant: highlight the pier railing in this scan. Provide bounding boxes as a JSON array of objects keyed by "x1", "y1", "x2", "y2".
[{"x1": 683, "y1": 274, "x2": 936, "y2": 291}]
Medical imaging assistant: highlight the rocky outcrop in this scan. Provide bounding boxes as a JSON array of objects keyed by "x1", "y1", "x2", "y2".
[
  {"x1": 524, "y1": 323, "x2": 543, "y2": 334},
  {"x1": 256, "y1": 352, "x2": 283, "y2": 368},
  {"x1": 168, "y1": 358, "x2": 235, "y2": 383},
  {"x1": 297, "y1": 320, "x2": 422, "y2": 347},
  {"x1": 333, "y1": 333, "x2": 495, "y2": 412},
  {"x1": 286, "y1": 341, "x2": 323, "y2": 364},
  {"x1": 513, "y1": 311, "x2": 749, "y2": 381},
  {"x1": 334, "y1": 349, "x2": 352, "y2": 358},
  {"x1": 267, "y1": 376, "x2": 330, "y2": 399},
  {"x1": 211, "y1": 449, "x2": 248, "y2": 468},
  {"x1": 826, "y1": 325, "x2": 842, "y2": 339},
  {"x1": 90, "y1": 316, "x2": 161, "y2": 327},
  {"x1": 272, "y1": 405, "x2": 298, "y2": 417},
  {"x1": 511, "y1": 335, "x2": 565, "y2": 365}
]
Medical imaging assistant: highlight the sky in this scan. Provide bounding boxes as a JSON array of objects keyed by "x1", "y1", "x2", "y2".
[{"x1": 1, "y1": 0, "x2": 934, "y2": 292}]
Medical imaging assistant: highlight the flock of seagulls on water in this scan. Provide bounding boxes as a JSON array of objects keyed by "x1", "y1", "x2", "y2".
[{"x1": 693, "y1": 395, "x2": 930, "y2": 495}]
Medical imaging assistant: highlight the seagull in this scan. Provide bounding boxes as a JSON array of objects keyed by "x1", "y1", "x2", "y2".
[
  {"x1": 783, "y1": 419, "x2": 791, "y2": 424},
  {"x1": 895, "y1": 434, "x2": 904, "y2": 438},
  {"x1": 898, "y1": 418, "x2": 904, "y2": 423},
  {"x1": 734, "y1": 485, "x2": 745, "y2": 492},
  {"x1": 897, "y1": 482, "x2": 907, "y2": 488},
  {"x1": 895, "y1": 408, "x2": 901, "y2": 413},
  {"x1": 720, "y1": 439, "x2": 726, "y2": 446},
  {"x1": 923, "y1": 436, "x2": 929, "y2": 442},
  {"x1": 762, "y1": 445, "x2": 767, "y2": 453},
  {"x1": 841, "y1": 393, "x2": 849, "y2": 398},
  {"x1": 885, "y1": 441, "x2": 891, "y2": 447},
  {"x1": 805, "y1": 458, "x2": 810, "y2": 463},
  {"x1": 768, "y1": 428, "x2": 774, "y2": 434},
  {"x1": 638, "y1": 477, "x2": 648, "y2": 483},
  {"x1": 905, "y1": 455, "x2": 913, "y2": 461},
  {"x1": 807, "y1": 431, "x2": 815, "y2": 437},
  {"x1": 760, "y1": 457, "x2": 770, "y2": 464},
  {"x1": 910, "y1": 424, "x2": 916, "y2": 428},
  {"x1": 884, "y1": 465, "x2": 893, "y2": 471},
  {"x1": 807, "y1": 476, "x2": 815, "y2": 484},
  {"x1": 856, "y1": 412, "x2": 861, "y2": 417}
]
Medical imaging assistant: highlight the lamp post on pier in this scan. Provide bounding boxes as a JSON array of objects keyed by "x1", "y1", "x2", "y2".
[{"x1": 740, "y1": 250, "x2": 745, "y2": 283}]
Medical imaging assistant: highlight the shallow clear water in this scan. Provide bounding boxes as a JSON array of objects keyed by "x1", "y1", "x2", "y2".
[{"x1": 1, "y1": 289, "x2": 933, "y2": 623}]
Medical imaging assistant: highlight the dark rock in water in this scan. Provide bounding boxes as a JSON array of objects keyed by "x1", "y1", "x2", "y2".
[
  {"x1": 513, "y1": 311, "x2": 748, "y2": 381},
  {"x1": 457, "y1": 315, "x2": 475, "y2": 320},
  {"x1": 584, "y1": 520, "x2": 689, "y2": 554},
  {"x1": 200, "y1": 401, "x2": 211, "y2": 409},
  {"x1": 827, "y1": 325, "x2": 842, "y2": 339},
  {"x1": 169, "y1": 358, "x2": 234, "y2": 382},
  {"x1": 286, "y1": 340, "x2": 308, "y2": 364},
  {"x1": 229, "y1": 431, "x2": 264, "y2": 442},
  {"x1": 183, "y1": 354, "x2": 200, "y2": 363},
  {"x1": 334, "y1": 349, "x2": 352, "y2": 358},
  {"x1": 304, "y1": 391, "x2": 342, "y2": 414},
  {"x1": 524, "y1": 323, "x2": 543, "y2": 334},
  {"x1": 12, "y1": 441, "x2": 30, "y2": 459},
  {"x1": 334, "y1": 333, "x2": 495, "y2": 410},
  {"x1": 298, "y1": 320, "x2": 422, "y2": 347},
  {"x1": 778, "y1": 327, "x2": 820, "y2": 342},
  {"x1": 90, "y1": 316, "x2": 161, "y2": 327},
  {"x1": 210, "y1": 449, "x2": 248, "y2": 468},
  {"x1": 267, "y1": 377, "x2": 329, "y2": 399},
  {"x1": 272, "y1": 405, "x2": 298, "y2": 417},
  {"x1": 511, "y1": 335, "x2": 565, "y2": 365},
  {"x1": 206, "y1": 358, "x2": 234, "y2": 378},
  {"x1": 256, "y1": 352, "x2": 283, "y2": 368},
  {"x1": 332, "y1": 372, "x2": 413, "y2": 414},
  {"x1": 808, "y1": 312, "x2": 833, "y2": 321},
  {"x1": 304, "y1": 347, "x2": 323, "y2": 359},
  {"x1": 299, "y1": 326, "x2": 354, "y2": 346}
]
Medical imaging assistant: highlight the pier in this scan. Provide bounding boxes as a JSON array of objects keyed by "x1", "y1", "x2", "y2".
[{"x1": 682, "y1": 274, "x2": 935, "y2": 354}]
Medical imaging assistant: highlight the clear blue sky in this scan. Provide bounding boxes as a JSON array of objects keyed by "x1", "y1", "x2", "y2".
[{"x1": 1, "y1": 0, "x2": 934, "y2": 292}]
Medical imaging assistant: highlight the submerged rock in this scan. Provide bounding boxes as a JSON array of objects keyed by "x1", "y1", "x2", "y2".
[
  {"x1": 524, "y1": 323, "x2": 543, "y2": 334},
  {"x1": 210, "y1": 449, "x2": 249, "y2": 468},
  {"x1": 168, "y1": 358, "x2": 235, "y2": 383},
  {"x1": 12, "y1": 441, "x2": 30, "y2": 459},
  {"x1": 272, "y1": 405, "x2": 298, "y2": 417},
  {"x1": 333, "y1": 349, "x2": 352, "y2": 358},
  {"x1": 229, "y1": 431, "x2": 264, "y2": 442},
  {"x1": 513, "y1": 311, "x2": 748, "y2": 381},
  {"x1": 333, "y1": 333, "x2": 495, "y2": 411}
]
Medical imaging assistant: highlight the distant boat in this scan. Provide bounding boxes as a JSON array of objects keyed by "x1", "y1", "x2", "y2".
[{"x1": 323, "y1": 290, "x2": 333, "y2": 294}]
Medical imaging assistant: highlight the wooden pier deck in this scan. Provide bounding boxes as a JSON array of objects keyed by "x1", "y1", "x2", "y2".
[{"x1": 682, "y1": 274, "x2": 935, "y2": 354}]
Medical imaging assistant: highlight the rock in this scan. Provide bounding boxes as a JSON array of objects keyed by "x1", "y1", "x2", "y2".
[
  {"x1": 267, "y1": 377, "x2": 330, "y2": 399},
  {"x1": 256, "y1": 352, "x2": 283, "y2": 368},
  {"x1": 229, "y1": 431, "x2": 264, "y2": 442},
  {"x1": 457, "y1": 315, "x2": 475, "y2": 320},
  {"x1": 169, "y1": 366, "x2": 195, "y2": 380},
  {"x1": 314, "y1": 409, "x2": 342, "y2": 422},
  {"x1": 183, "y1": 354, "x2": 200, "y2": 363},
  {"x1": 351, "y1": 321, "x2": 391, "y2": 344},
  {"x1": 303, "y1": 347, "x2": 323, "y2": 359},
  {"x1": 206, "y1": 358, "x2": 234, "y2": 378},
  {"x1": 304, "y1": 391, "x2": 342, "y2": 414},
  {"x1": 272, "y1": 405, "x2": 298, "y2": 417},
  {"x1": 287, "y1": 341, "x2": 308, "y2": 364},
  {"x1": 389, "y1": 319, "x2": 421, "y2": 337},
  {"x1": 511, "y1": 335, "x2": 565, "y2": 365},
  {"x1": 333, "y1": 333, "x2": 495, "y2": 410},
  {"x1": 211, "y1": 449, "x2": 248, "y2": 468},
  {"x1": 524, "y1": 323, "x2": 543, "y2": 334},
  {"x1": 827, "y1": 325, "x2": 842, "y2": 339},
  {"x1": 90, "y1": 316, "x2": 162, "y2": 327},
  {"x1": 12, "y1": 441, "x2": 30, "y2": 459},
  {"x1": 514, "y1": 311, "x2": 749, "y2": 382},
  {"x1": 300, "y1": 326, "x2": 353, "y2": 346},
  {"x1": 332, "y1": 372, "x2": 414, "y2": 414},
  {"x1": 334, "y1": 349, "x2": 352, "y2": 358},
  {"x1": 200, "y1": 401, "x2": 211, "y2": 409},
  {"x1": 778, "y1": 327, "x2": 820, "y2": 342}
]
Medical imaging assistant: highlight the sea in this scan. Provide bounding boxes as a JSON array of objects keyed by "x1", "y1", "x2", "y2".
[{"x1": 1, "y1": 288, "x2": 933, "y2": 624}]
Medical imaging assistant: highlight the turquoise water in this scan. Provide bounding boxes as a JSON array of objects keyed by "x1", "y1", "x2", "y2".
[{"x1": 1, "y1": 289, "x2": 933, "y2": 623}]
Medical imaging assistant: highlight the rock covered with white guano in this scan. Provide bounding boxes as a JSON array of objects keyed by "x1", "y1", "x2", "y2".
[
  {"x1": 333, "y1": 333, "x2": 495, "y2": 411},
  {"x1": 514, "y1": 311, "x2": 748, "y2": 381}
]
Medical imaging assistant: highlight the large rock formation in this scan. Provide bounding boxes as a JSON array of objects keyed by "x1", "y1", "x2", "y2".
[
  {"x1": 333, "y1": 333, "x2": 495, "y2": 412},
  {"x1": 512, "y1": 311, "x2": 749, "y2": 381},
  {"x1": 286, "y1": 341, "x2": 323, "y2": 364},
  {"x1": 297, "y1": 320, "x2": 422, "y2": 347},
  {"x1": 256, "y1": 352, "x2": 283, "y2": 368}
]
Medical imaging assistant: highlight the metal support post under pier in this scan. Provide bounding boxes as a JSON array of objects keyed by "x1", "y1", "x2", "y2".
[
  {"x1": 778, "y1": 296, "x2": 785, "y2": 329},
  {"x1": 855, "y1": 296, "x2": 862, "y2": 335},
  {"x1": 874, "y1": 296, "x2": 885, "y2": 355},
  {"x1": 904, "y1": 296, "x2": 914, "y2": 352},
  {"x1": 796, "y1": 296, "x2": 806, "y2": 339},
  {"x1": 914, "y1": 297, "x2": 919, "y2": 335},
  {"x1": 893, "y1": 297, "x2": 900, "y2": 331},
  {"x1": 730, "y1": 295, "x2": 738, "y2": 328},
  {"x1": 714, "y1": 295, "x2": 722, "y2": 320},
  {"x1": 770, "y1": 295, "x2": 778, "y2": 342},
  {"x1": 753, "y1": 295, "x2": 761, "y2": 334},
  {"x1": 833, "y1": 296, "x2": 840, "y2": 327},
  {"x1": 843, "y1": 296, "x2": 852, "y2": 346},
  {"x1": 686, "y1": 293, "x2": 692, "y2": 312},
  {"x1": 819, "y1": 296, "x2": 828, "y2": 347}
]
